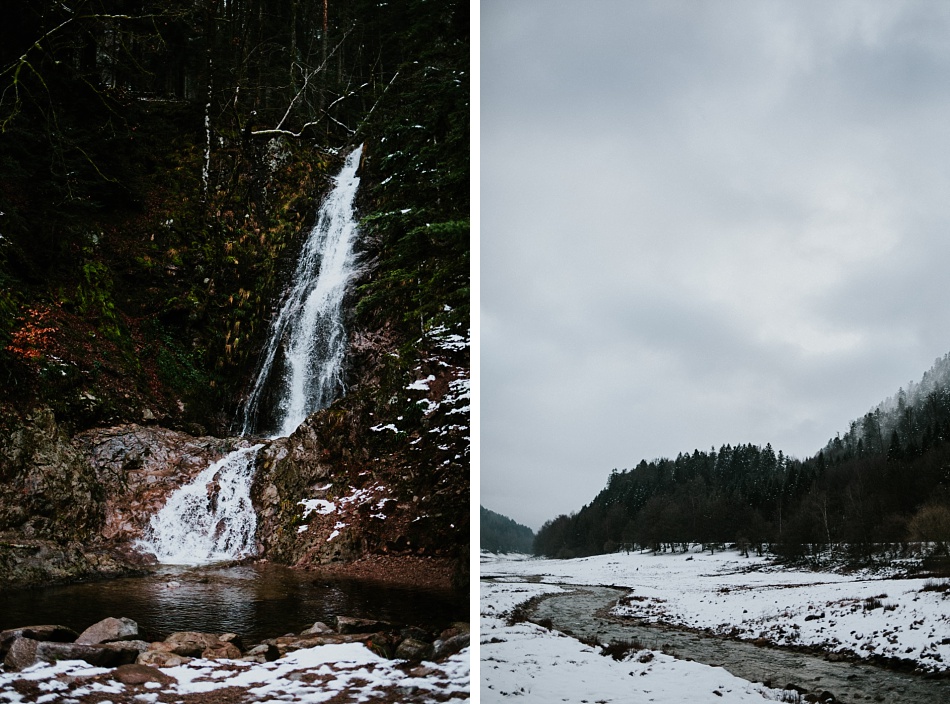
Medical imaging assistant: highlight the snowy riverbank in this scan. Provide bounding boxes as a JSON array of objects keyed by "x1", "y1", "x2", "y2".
[
  {"x1": 482, "y1": 548, "x2": 950, "y2": 673},
  {"x1": 481, "y1": 578, "x2": 789, "y2": 703}
]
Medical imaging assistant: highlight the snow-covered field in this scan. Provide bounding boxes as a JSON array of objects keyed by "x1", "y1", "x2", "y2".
[
  {"x1": 0, "y1": 642, "x2": 469, "y2": 703},
  {"x1": 481, "y1": 579, "x2": 787, "y2": 703},
  {"x1": 482, "y1": 548, "x2": 950, "y2": 672}
]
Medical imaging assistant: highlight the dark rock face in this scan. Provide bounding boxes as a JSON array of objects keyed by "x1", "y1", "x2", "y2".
[{"x1": 0, "y1": 408, "x2": 102, "y2": 543}]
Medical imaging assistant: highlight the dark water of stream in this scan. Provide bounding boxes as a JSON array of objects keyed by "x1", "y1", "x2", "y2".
[
  {"x1": 531, "y1": 585, "x2": 950, "y2": 704},
  {"x1": 0, "y1": 564, "x2": 467, "y2": 645}
]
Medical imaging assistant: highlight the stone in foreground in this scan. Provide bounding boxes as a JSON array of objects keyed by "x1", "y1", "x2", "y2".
[{"x1": 76, "y1": 616, "x2": 139, "y2": 645}]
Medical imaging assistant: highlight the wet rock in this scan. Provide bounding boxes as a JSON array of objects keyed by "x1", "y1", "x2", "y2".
[
  {"x1": 111, "y1": 663, "x2": 174, "y2": 685},
  {"x1": 395, "y1": 638, "x2": 433, "y2": 661},
  {"x1": 3, "y1": 637, "x2": 39, "y2": 671},
  {"x1": 201, "y1": 642, "x2": 242, "y2": 660},
  {"x1": 239, "y1": 654, "x2": 268, "y2": 663},
  {"x1": 161, "y1": 631, "x2": 223, "y2": 657},
  {"x1": 300, "y1": 621, "x2": 333, "y2": 635},
  {"x1": 400, "y1": 626, "x2": 431, "y2": 642},
  {"x1": 4, "y1": 637, "x2": 139, "y2": 670},
  {"x1": 432, "y1": 632, "x2": 470, "y2": 660},
  {"x1": 136, "y1": 650, "x2": 191, "y2": 668},
  {"x1": 218, "y1": 632, "x2": 244, "y2": 651},
  {"x1": 73, "y1": 425, "x2": 246, "y2": 545},
  {"x1": 76, "y1": 616, "x2": 139, "y2": 644},
  {"x1": 103, "y1": 640, "x2": 150, "y2": 655},
  {"x1": 409, "y1": 665, "x2": 438, "y2": 677},
  {"x1": 335, "y1": 616, "x2": 392, "y2": 634},
  {"x1": 263, "y1": 632, "x2": 371, "y2": 656},
  {"x1": 439, "y1": 622, "x2": 470, "y2": 640},
  {"x1": 246, "y1": 643, "x2": 280, "y2": 661},
  {"x1": 0, "y1": 625, "x2": 78, "y2": 659}
]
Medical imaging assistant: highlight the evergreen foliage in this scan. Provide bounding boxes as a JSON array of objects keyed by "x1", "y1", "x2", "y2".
[
  {"x1": 535, "y1": 354, "x2": 950, "y2": 565},
  {"x1": 481, "y1": 506, "x2": 534, "y2": 554},
  {"x1": 0, "y1": 0, "x2": 469, "y2": 434}
]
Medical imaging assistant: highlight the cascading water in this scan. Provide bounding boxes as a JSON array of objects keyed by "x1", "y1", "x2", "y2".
[
  {"x1": 241, "y1": 144, "x2": 364, "y2": 438},
  {"x1": 137, "y1": 146, "x2": 363, "y2": 565},
  {"x1": 136, "y1": 445, "x2": 263, "y2": 564}
]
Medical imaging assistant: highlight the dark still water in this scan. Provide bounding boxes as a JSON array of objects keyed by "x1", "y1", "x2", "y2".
[{"x1": 0, "y1": 564, "x2": 467, "y2": 645}]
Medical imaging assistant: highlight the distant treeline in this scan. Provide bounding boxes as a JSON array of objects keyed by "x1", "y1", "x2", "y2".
[
  {"x1": 535, "y1": 353, "x2": 950, "y2": 563},
  {"x1": 481, "y1": 506, "x2": 535, "y2": 554}
]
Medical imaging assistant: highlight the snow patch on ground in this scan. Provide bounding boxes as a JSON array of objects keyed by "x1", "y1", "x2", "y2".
[{"x1": 0, "y1": 643, "x2": 469, "y2": 702}]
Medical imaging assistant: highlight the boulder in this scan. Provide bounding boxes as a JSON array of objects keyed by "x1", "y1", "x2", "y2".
[
  {"x1": 76, "y1": 616, "x2": 139, "y2": 645},
  {"x1": 0, "y1": 625, "x2": 78, "y2": 659},
  {"x1": 201, "y1": 642, "x2": 242, "y2": 660},
  {"x1": 4, "y1": 637, "x2": 39, "y2": 671},
  {"x1": 300, "y1": 621, "x2": 333, "y2": 635},
  {"x1": 136, "y1": 650, "x2": 191, "y2": 668},
  {"x1": 440, "y1": 622, "x2": 470, "y2": 640},
  {"x1": 4, "y1": 637, "x2": 139, "y2": 671},
  {"x1": 263, "y1": 632, "x2": 371, "y2": 656},
  {"x1": 246, "y1": 643, "x2": 280, "y2": 661},
  {"x1": 335, "y1": 616, "x2": 392, "y2": 634},
  {"x1": 400, "y1": 627, "x2": 431, "y2": 642},
  {"x1": 102, "y1": 640, "x2": 150, "y2": 655},
  {"x1": 111, "y1": 663, "x2": 174, "y2": 686},
  {"x1": 162, "y1": 631, "x2": 222, "y2": 657},
  {"x1": 432, "y1": 632, "x2": 469, "y2": 660},
  {"x1": 218, "y1": 632, "x2": 244, "y2": 651},
  {"x1": 394, "y1": 638, "x2": 433, "y2": 661},
  {"x1": 41, "y1": 641, "x2": 140, "y2": 667}
]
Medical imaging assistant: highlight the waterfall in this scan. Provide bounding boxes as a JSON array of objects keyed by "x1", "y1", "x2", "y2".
[
  {"x1": 241, "y1": 144, "x2": 363, "y2": 438},
  {"x1": 136, "y1": 444, "x2": 264, "y2": 564},
  {"x1": 138, "y1": 146, "x2": 363, "y2": 565}
]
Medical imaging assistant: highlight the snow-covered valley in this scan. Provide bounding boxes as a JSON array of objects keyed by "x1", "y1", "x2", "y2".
[{"x1": 481, "y1": 550, "x2": 950, "y2": 702}]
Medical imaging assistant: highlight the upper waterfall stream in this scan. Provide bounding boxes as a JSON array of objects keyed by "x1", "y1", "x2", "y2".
[
  {"x1": 138, "y1": 146, "x2": 363, "y2": 566},
  {"x1": 241, "y1": 144, "x2": 363, "y2": 438}
]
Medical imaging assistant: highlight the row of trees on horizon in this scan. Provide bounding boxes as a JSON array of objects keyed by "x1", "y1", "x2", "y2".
[{"x1": 534, "y1": 353, "x2": 950, "y2": 564}]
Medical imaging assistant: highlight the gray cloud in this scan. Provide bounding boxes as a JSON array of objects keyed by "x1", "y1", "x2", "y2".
[{"x1": 481, "y1": 0, "x2": 950, "y2": 530}]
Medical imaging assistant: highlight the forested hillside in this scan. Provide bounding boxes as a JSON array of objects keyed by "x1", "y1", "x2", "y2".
[
  {"x1": 0, "y1": 0, "x2": 468, "y2": 433},
  {"x1": 0, "y1": 0, "x2": 469, "y2": 587},
  {"x1": 481, "y1": 506, "x2": 534, "y2": 554},
  {"x1": 535, "y1": 353, "x2": 950, "y2": 566}
]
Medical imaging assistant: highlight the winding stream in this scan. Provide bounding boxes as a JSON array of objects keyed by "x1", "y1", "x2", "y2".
[{"x1": 529, "y1": 584, "x2": 949, "y2": 703}]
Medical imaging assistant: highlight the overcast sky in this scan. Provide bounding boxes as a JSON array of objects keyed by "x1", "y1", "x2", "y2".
[{"x1": 481, "y1": 0, "x2": 950, "y2": 531}]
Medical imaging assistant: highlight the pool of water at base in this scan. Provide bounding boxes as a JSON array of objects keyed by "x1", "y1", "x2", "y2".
[{"x1": 0, "y1": 563, "x2": 467, "y2": 644}]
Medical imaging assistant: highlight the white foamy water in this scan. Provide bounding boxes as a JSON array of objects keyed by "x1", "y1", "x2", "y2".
[
  {"x1": 136, "y1": 444, "x2": 264, "y2": 564},
  {"x1": 241, "y1": 145, "x2": 363, "y2": 438}
]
